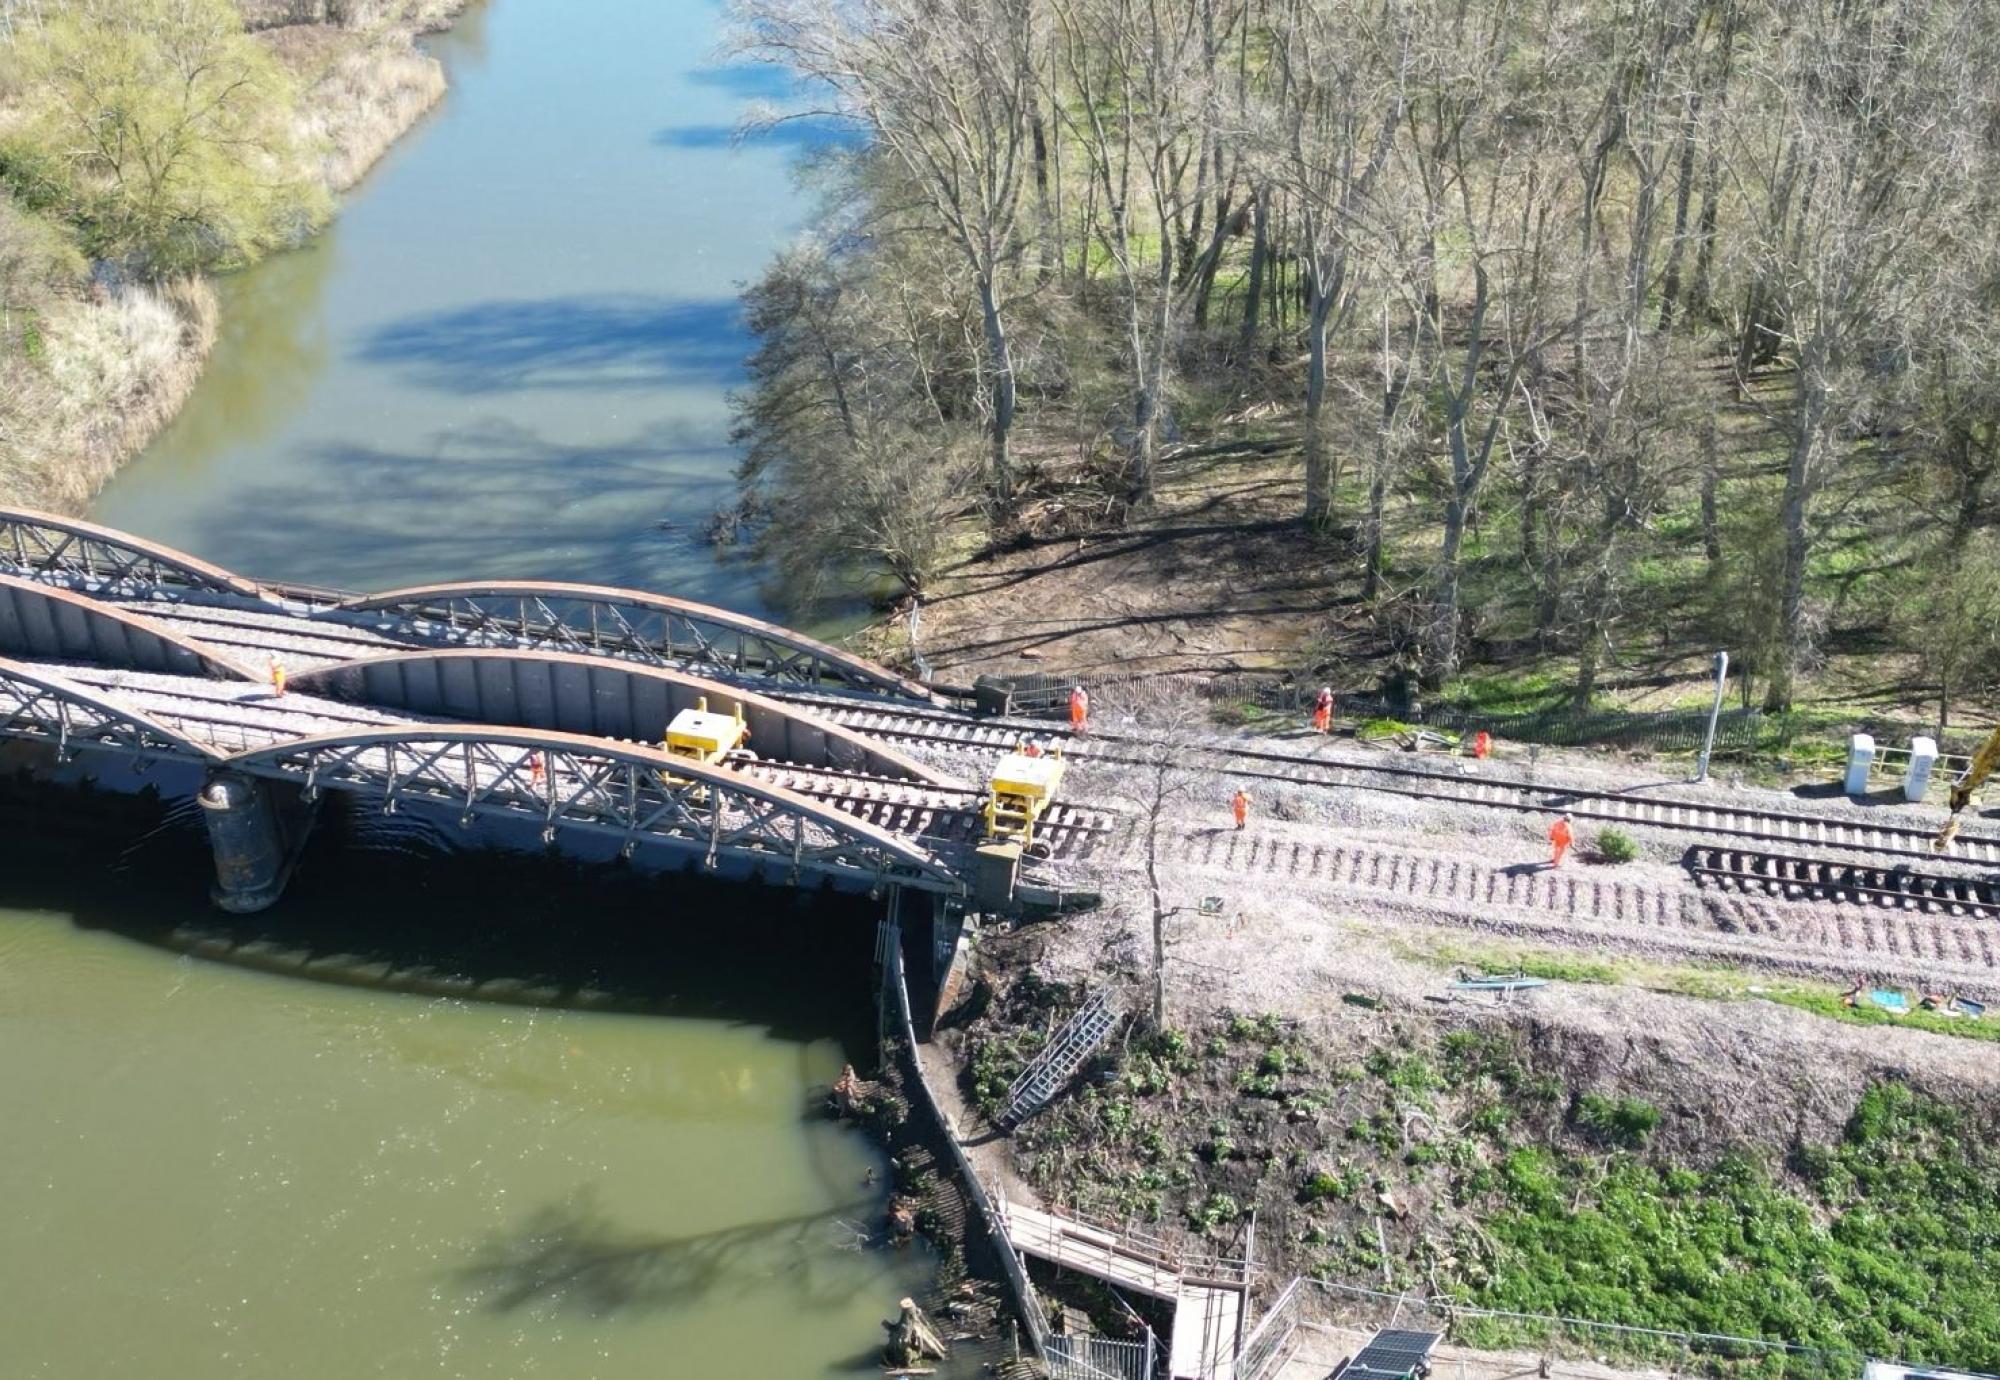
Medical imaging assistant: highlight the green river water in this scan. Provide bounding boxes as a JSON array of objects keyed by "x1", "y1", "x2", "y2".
[{"x1": 4, "y1": 2, "x2": 940, "y2": 1376}]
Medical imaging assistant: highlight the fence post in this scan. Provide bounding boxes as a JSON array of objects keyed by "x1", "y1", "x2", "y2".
[{"x1": 1694, "y1": 651, "x2": 1728, "y2": 783}]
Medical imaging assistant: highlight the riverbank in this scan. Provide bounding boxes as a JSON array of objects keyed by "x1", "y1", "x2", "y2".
[
  {"x1": 943, "y1": 921, "x2": 2000, "y2": 1370},
  {"x1": 0, "y1": 0, "x2": 472, "y2": 516}
]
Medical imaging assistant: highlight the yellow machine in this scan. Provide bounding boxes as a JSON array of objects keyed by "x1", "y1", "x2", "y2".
[
  {"x1": 662, "y1": 697, "x2": 749, "y2": 768},
  {"x1": 1934, "y1": 724, "x2": 2000, "y2": 850},
  {"x1": 984, "y1": 743, "x2": 1066, "y2": 850}
]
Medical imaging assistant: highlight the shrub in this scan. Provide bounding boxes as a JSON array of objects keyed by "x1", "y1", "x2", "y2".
[
  {"x1": 1574, "y1": 1092, "x2": 1661, "y2": 1147},
  {"x1": 1596, "y1": 827, "x2": 1639, "y2": 864}
]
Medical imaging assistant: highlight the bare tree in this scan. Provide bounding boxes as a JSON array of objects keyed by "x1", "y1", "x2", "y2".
[
  {"x1": 1722, "y1": 0, "x2": 1981, "y2": 710},
  {"x1": 732, "y1": 0, "x2": 1037, "y2": 509},
  {"x1": 1051, "y1": 0, "x2": 1216, "y2": 507},
  {"x1": 1095, "y1": 679, "x2": 1211, "y2": 1027},
  {"x1": 1258, "y1": 0, "x2": 1407, "y2": 531}
]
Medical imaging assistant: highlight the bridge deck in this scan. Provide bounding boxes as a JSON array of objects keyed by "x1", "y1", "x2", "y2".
[{"x1": 18, "y1": 662, "x2": 1107, "y2": 867}]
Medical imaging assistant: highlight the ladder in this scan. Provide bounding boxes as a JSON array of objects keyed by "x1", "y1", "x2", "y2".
[{"x1": 1002, "y1": 990, "x2": 1120, "y2": 1129}]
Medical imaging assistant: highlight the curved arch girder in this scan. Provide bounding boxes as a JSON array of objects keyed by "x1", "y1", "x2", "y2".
[
  {"x1": 0, "y1": 574, "x2": 262, "y2": 682},
  {"x1": 221, "y1": 725, "x2": 964, "y2": 892},
  {"x1": 283, "y1": 649, "x2": 956, "y2": 785},
  {"x1": 336, "y1": 582, "x2": 937, "y2": 703},
  {"x1": 0, "y1": 656, "x2": 219, "y2": 760},
  {"x1": 0, "y1": 507, "x2": 269, "y2": 601}
]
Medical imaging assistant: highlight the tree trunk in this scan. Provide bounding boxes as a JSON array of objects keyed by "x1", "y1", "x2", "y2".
[
  {"x1": 1699, "y1": 419, "x2": 1721, "y2": 572},
  {"x1": 1363, "y1": 459, "x2": 1387, "y2": 601},
  {"x1": 1656, "y1": 89, "x2": 1700, "y2": 332},
  {"x1": 887, "y1": 1299, "x2": 948, "y2": 1369},
  {"x1": 1434, "y1": 494, "x2": 1467, "y2": 687},
  {"x1": 1763, "y1": 350, "x2": 1828, "y2": 713},
  {"x1": 1302, "y1": 287, "x2": 1334, "y2": 530},
  {"x1": 979, "y1": 275, "x2": 1016, "y2": 509},
  {"x1": 1030, "y1": 110, "x2": 1055, "y2": 284},
  {"x1": 1238, "y1": 185, "x2": 1268, "y2": 358}
]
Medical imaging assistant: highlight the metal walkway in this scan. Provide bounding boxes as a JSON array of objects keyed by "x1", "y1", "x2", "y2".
[
  {"x1": 996, "y1": 1196, "x2": 1248, "y2": 1380},
  {"x1": 1002, "y1": 989, "x2": 1121, "y2": 1127}
]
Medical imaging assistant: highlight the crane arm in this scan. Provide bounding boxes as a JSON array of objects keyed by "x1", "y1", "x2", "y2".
[
  {"x1": 1950, "y1": 725, "x2": 2000, "y2": 814},
  {"x1": 1936, "y1": 723, "x2": 2000, "y2": 849}
]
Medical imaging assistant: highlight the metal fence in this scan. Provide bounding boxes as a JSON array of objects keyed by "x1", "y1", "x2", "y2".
[
  {"x1": 1048, "y1": 1333, "x2": 1155, "y2": 1380},
  {"x1": 1273, "y1": 1278, "x2": 1869, "y2": 1380}
]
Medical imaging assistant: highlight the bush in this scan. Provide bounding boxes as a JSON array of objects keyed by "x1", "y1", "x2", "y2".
[
  {"x1": 1596, "y1": 827, "x2": 1639, "y2": 864},
  {"x1": 1574, "y1": 1092, "x2": 1661, "y2": 1147}
]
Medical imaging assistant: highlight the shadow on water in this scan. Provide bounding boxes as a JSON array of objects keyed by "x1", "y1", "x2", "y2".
[
  {"x1": 685, "y1": 63, "x2": 799, "y2": 99},
  {"x1": 178, "y1": 416, "x2": 746, "y2": 590},
  {"x1": 0, "y1": 779, "x2": 887, "y2": 1054},
  {"x1": 651, "y1": 119, "x2": 865, "y2": 151},
  {"x1": 357, "y1": 295, "x2": 748, "y2": 395},
  {"x1": 458, "y1": 1188, "x2": 885, "y2": 1319}
]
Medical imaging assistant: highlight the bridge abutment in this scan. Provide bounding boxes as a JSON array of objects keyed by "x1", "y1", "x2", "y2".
[{"x1": 199, "y1": 772, "x2": 290, "y2": 914}]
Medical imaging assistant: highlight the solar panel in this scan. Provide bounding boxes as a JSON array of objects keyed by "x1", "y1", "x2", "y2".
[{"x1": 1332, "y1": 1328, "x2": 1443, "y2": 1380}]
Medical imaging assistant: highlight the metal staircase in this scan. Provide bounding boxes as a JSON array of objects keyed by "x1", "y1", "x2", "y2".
[{"x1": 1002, "y1": 990, "x2": 1120, "y2": 1129}]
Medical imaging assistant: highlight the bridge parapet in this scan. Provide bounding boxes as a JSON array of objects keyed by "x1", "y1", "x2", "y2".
[{"x1": 337, "y1": 582, "x2": 939, "y2": 703}]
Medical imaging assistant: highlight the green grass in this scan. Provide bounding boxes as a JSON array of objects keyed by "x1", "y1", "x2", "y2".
[
  {"x1": 1397, "y1": 940, "x2": 2000, "y2": 1046},
  {"x1": 1470, "y1": 1084, "x2": 2000, "y2": 1369}
]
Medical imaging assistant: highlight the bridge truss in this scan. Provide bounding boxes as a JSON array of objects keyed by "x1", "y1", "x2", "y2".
[
  {"x1": 341, "y1": 583, "x2": 938, "y2": 702},
  {"x1": 0, "y1": 658, "x2": 216, "y2": 762},
  {"x1": 0, "y1": 508, "x2": 270, "y2": 601},
  {"x1": 223, "y1": 726, "x2": 966, "y2": 893}
]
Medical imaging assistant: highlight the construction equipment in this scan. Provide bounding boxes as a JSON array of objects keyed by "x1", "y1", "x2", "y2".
[
  {"x1": 1933, "y1": 724, "x2": 2000, "y2": 850},
  {"x1": 984, "y1": 742, "x2": 1066, "y2": 852},
  {"x1": 662, "y1": 696, "x2": 750, "y2": 769}
]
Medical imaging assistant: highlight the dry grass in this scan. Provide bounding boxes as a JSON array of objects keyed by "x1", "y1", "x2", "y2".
[
  {"x1": 285, "y1": 33, "x2": 448, "y2": 191},
  {"x1": 0, "y1": 279, "x2": 219, "y2": 512}
]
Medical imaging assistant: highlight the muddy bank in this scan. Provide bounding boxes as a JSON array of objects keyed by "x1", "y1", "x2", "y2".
[{"x1": 0, "y1": 1, "x2": 472, "y2": 516}]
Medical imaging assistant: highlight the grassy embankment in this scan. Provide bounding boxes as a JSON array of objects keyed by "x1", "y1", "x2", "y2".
[
  {"x1": 957, "y1": 975, "x2": 2000, "y2": 1370},
  {"x1": 0, "y1": 0, "x2": 468, "y2": 514}
]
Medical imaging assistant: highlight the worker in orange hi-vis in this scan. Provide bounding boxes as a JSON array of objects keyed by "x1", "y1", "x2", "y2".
[
  {"x1": 1311, "y1": 685, "x2": 1334, "y2": 735},
  {"x1": 1068, "y1": 684, "x2": 1090, "y2": 734},
  {"x1": 1472, "y1": 729, "x2": 1492, "y2": 759},
  {"x1": 1548, "y1": 812, "x2": 1574, "y2": 868},
  {"x1": 268, "y1": 654, "x2": 287, "y2": 698},
  {"x1": 528, "y1": 751, "x2": 545, "y2": 790},
  {"x1": 1021, "y1": 738, "x2": 1044, "y2": 758},
  {"x1": 1232, "y1": 788, "x2": 1251, "y2": 831}
]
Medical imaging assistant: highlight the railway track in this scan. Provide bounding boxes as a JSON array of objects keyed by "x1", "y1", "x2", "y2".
[
  {"x1": 807, "y1": 696, "x2": 2000, "y2": 865},
  {"x1": 1685, "y1": 846, "x2": 2000, "y2": 919},
  {"x1": 1098, "y1": 828, "x2": 2000, "y2": 981},
  {"x1": 40, "y1": 580, "x2": 1997, "y2": 869}
]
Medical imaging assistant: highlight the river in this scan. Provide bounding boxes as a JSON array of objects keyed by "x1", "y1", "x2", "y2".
[{"x1": 4, "y1": 2, "x2": 939, "y2": 1376}]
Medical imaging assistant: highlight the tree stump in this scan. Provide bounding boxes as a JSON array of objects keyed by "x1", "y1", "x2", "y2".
[{"x1": 884, "y1": 1297, "x2": 948, "y2": 1367}]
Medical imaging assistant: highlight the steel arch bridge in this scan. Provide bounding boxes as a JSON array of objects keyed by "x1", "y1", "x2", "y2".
[
  {"x1": 338, "y1": 582, "x2": 939, "y2": 702},
  {"x1": 0, "y1": 508, "x2": 271, "y2": 601},
  {"x1": 220, "y1": 726, "x2": 965, "y2": 893}
]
